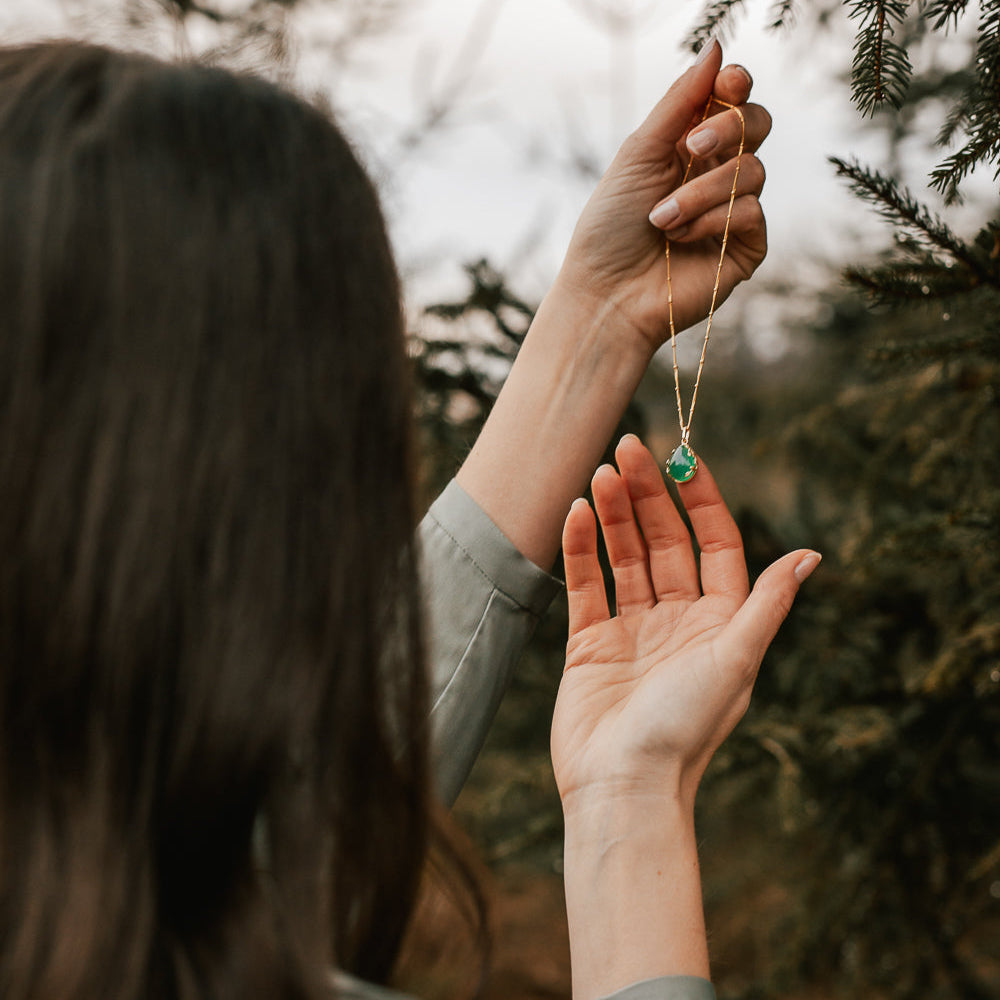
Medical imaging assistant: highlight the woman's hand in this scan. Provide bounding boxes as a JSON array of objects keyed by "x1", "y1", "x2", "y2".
[
  {"x1": 555, "y1": 41, "x2": 771, "y2": 351},
  {"x1": 552, "y1": 435, "x2": 819, "y2": 812}
]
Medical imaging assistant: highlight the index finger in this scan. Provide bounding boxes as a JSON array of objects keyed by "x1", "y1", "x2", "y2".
[
  {"x1": 563, "y1": 498, "x2": 611, "y2": 637},
  {"x1": 676, "y1": 457, "x2": 750, "y2": 602},
  {"x1": 632, "y1": 40, "x2": 723, "y2": 154}
]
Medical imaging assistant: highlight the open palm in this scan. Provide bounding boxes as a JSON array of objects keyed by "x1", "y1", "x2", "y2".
[{"x1": 551, "y1": 436, "x2": 819, "y2": 808}]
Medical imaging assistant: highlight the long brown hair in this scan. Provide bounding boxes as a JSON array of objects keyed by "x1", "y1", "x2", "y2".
[{"x1": 0, "y1": 41, "x2": 432, "y2": 998}]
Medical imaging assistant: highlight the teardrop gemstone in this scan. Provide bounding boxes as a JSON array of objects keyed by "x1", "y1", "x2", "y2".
[{"x1": 666, "y1": 443, "x2": 698, "y2": 483}]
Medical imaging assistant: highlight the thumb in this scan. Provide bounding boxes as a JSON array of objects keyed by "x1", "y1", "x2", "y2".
[
  {"x1": 719, "y1": 548, "x2": 821, "y2": 668},
  {"x1": 633, "y1": 39, "x2": 723, "y2": 152}
]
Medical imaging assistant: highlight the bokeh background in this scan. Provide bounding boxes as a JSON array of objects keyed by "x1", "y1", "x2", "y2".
[{"x1": 3, "y1": 2, "x2": 997, "y2": 999}]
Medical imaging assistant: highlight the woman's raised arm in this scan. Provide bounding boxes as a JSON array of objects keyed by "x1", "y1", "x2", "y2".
[{"x1": 455, "y1": 40, "x2": 771, "y2": 570}]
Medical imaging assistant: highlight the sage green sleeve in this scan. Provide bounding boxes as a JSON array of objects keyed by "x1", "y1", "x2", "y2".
[
  {"x1": 419, "y1": 480, "x2": 562, "y2": 806},
  {"x1": 597, "y1": 977, "x2": 717, "y2": 1000}
]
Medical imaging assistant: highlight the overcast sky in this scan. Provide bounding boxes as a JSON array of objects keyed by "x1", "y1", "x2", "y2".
[
  {"x1": 309, "y1": 0, "x2": 885, "y2": 302},
  {"x1": 2, "y1": 0, "x2": 989, "y2": 332}
]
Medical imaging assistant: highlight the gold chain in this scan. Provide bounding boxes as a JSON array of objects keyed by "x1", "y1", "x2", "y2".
[{"x1": 666, "y1": 97, "x2": 746, "y2": 451}]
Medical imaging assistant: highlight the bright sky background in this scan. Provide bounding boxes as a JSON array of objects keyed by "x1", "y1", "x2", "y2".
[
  {"x1": 1, "y1": 0, "x2": 990, "y2": 350},
  {"x1": 305, "y1": 0, "x2": 883, "y2": 303}
]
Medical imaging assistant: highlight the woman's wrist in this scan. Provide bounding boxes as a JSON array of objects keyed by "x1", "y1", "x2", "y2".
[
  {"x1": 562, "y1": 788, "x2": 710, "y2": 1000},
  {"x1": 455, "y1": 272, "x2": 656, "y2": 570},
  {"x1": 544, "y1": 263, "x2": 659, "y2": 367}
]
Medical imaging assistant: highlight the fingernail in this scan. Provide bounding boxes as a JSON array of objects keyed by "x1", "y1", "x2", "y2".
[
  {"x1": 618, "y1": 433, "x2": 640, "y2": 447},
  {"x1": 571, "y1": 497, "x2": 590, "y2": 512},
  {"x1": 794, "y1": 552, "x2": 822, "y2": 583},
  {"x1": 664, "y1": 224, "x2": 689, "y2": 240},
  {"x1": 687, "y1": 127, "x2": 718, "y2": 156},
  {"x1": 695, "y1": 38, "x2": 718, "y2": 65},
  {"x1": 732, "y1": 63, "x2": 753, "y2": 89},
  {"x1": 648, "y1": 197, "x2": 680, "y2": 228}
]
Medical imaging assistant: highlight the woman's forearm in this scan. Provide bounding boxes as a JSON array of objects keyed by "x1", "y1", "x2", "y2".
[
  {"x1": 562, "y1": 789, "x2": 710, "y2": 1000},
  {"x1": 455, "y1": 272, "x2": 655, "y2": 571}
]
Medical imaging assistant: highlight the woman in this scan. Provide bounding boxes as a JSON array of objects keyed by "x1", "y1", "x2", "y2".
[{"x1": 0, "y1": 37, "x2": 814, "y2": 1000}]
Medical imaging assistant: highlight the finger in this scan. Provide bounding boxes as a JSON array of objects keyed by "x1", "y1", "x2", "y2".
[
  {"x1": 631, "y1": 40, "x2": 724, "y2": 155},
  {"x1": 563, "y1": 498, "x2": 610, "y2": 636},
  {"x1": 591, "y1": 463, "x2": 656, "y2": 616},
  {"x1": 676, "y1": 458, "x2": 750, "y2": 601},
  {"x1": 663, "y1": 194, "x2": 765, "y2": 250},
  {"x1": 614, "y1": 434, "x2": 700, "y2": 602},
  {"x1": 714, "y1": 63, "x2": 754, "y2": 106},
  {"x1": 686, "y1": 102, "x2": 772, "y2": 160},
  {"x1": 717, "y1": 549, "x2": 821, "y2": 670},
  {"x1": 653, "y1": 155, "x2": 765, "y2": 236}
]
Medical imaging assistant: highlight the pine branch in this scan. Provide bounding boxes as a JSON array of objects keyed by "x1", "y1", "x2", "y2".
[
  {"x1": 928, "y1": 0, "x2": 1000, "y2": 201},
  {"x1": 924, "y1": 0, "x2": 970, "y2": 31},
  {"x1": 684, "y1": 0, "x2": 749, "y2": 52},
  {"x1": 844, "y1": 261, "x2": 981, "y2": 305},
  {"x1": 930, "y1": 130, "x2": 1000, "y2": 203},
  {"x1": 936, "y1": 98, "x2": 971, "y2": 150},
  {"x1": 848, "y1": 0, "x2": 913, "y2": 115},
  {"x1": 768, "y1": 0, "x2": 798, "y2": 31},
  {"x1": 415, "y1": 339, "x2": 517, "y2": 363},
  {"x1": 831, "y1": 158, "x2": 962, "y2": 253},
  {"x1": 868, "y1": 333, "x2": 1000, "y2": 363}
]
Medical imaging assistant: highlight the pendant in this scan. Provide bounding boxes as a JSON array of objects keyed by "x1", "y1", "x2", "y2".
[{"x1": 666, "y1": 443, "x2": 698, "y2": 484}]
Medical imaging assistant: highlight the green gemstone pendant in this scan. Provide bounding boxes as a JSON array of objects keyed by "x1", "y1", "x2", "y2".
[{"x1": 666, "y1": 443, "x2": 698, "y2": 483}]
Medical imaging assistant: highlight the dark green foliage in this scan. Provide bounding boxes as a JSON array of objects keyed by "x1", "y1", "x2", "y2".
[
  {"x1": 411, "y1": 260, "x2": 647, "y2": 508},
  {"x1": 830, "y1": 157, "x2": 1000, "y2": 307},
  {"x1": 687, "y1": 0, "x2": 1000, "y2": 182},
  {"x1": 767, "y1": 0, "x2": 799, "y2": 31},
  {"x1": 410, "y1": 261, "x2": 534, "y2": 504},
  {"x1": 721, "y1": 301, "x2": 1000, "y2": 999},
  {"x1": 684, "y1": 0, "x2": 750, "y2": 52},
  {"x1": 924, "y1": 0, "x2": 970, "y2": 31},
  {"x1": 848, "y1": 0, "x2": 913, "y2": 115},
  {"x1": 675, "y1": 4, "x2": 999, "y2": 998},
  {"x1": 930, "y1": 0, "x2": 1000, "y2": 201}
]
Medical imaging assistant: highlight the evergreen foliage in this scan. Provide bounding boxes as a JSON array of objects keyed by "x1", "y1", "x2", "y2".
[
  {"x1": 685, "y1": 0, "x2": 751, "y2": 52},
  {"x1": 410, "y1": 260, "x2": 646, "y2": 507},
  {"x1": 830, "y1": 156, "x2": 1000, "y2": 305},
  {"x1": 718, "y1": 294, "x2": 1000, "y2": 998},
  {"x1": 683, "y1": 2, "x2": 1000, "y2": 997},
  {"x1": 410, "y1": 261, "x2": 533, "y2": 505},
  {"x1": 848, "y1": 0, "x2": 913, "y2": 115},
  {"x1": 687, "y1": 0, "x2": 1000, "y2": 192},
  {"x1": 929, "y1": 0, "x2": 1000, "y2": 201}
]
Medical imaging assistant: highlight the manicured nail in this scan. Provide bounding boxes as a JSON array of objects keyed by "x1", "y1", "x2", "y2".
[
  {"x1": 732, "y1": 64, "x2": 753, "y2": 89},
  {"x1": 648, "y1": 197, "x2": 680, "y2": 228},
  {"x1": 687, "y1": 127, "x2": 718, "y2": 156},
  {"x1": 618, "y1": 433, "x2": 640, "y2": 447},
  {"x1": 695, "y1": 38, "x2": 718, "y2": 65},
  {"x1": 794, "y1": 552, "x2": 822, "y2": 582},
  {"x1": 571, "y1": 497, "x2": 590, "y2": 512}
]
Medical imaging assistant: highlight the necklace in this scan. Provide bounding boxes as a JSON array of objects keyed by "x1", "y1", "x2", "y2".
[{"x1": 664, "y1": 96, "x2": 746, "y2": 484}]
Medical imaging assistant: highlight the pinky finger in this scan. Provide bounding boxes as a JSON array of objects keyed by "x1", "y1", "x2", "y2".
[{"x1": 563, "y1": 498, "x2": 611, "y2": 637}]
